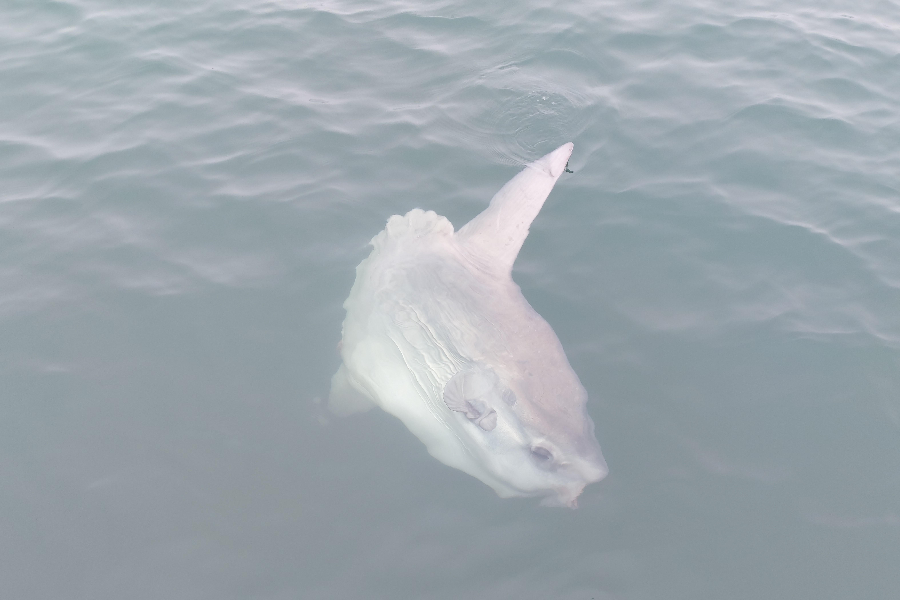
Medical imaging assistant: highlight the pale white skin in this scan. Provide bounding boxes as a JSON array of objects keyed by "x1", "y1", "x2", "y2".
[{"x1": 330, "y1": 143, "x2": 608, "y2": 507}]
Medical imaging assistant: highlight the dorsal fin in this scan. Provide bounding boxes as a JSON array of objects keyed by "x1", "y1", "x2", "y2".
[{"x1": 456, "y1": 142, "x2": 574, "y2": 275}]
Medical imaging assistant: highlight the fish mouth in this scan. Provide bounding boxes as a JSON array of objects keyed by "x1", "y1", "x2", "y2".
[
  {"x1": 547, "y1": 457, "x2": 608, "y2": 508},
  {"x1": 541, "y1": 484, "x2": 586, "y2": 508}
]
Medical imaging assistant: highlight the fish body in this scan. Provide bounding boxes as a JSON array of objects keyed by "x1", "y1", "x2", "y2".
[{"x1": 330, "y1": 143, "x2": 607, "y2": 507}]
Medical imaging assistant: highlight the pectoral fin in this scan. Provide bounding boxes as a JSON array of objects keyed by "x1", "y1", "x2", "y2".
[{"x1": 442, "y1": 368, "x2": 499, "y2": 431}]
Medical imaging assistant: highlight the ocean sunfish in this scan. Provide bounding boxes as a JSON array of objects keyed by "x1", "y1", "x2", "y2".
[{"x1": 329, "y1": 142, "x2": 607, "y2": 507}]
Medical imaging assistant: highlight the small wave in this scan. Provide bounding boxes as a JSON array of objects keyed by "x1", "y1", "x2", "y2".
[
  {"x1": 439, "y1": 81, "x2": 595, "y2": 166},
  {"x1": 490, "y1": 89, "x2": 592, "y2": 164}
]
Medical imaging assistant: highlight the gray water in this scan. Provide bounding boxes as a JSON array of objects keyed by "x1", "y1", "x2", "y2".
[{"x1": 2, "y1": 1, "x2": 899, "y2": 598}]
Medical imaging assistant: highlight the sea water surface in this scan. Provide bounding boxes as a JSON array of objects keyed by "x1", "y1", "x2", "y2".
[{"x1": 2, "y1": 1, "x2": 899, "y2": 598}]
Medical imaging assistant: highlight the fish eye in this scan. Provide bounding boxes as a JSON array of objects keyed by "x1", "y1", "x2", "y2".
[{"x1": 531, "y1": 446, "x2": 553, "y2": 462}]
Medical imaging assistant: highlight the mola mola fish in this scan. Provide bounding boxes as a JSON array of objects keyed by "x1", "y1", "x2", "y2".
[{"x1": 329, "y1": 142, "x2": 607, "y2": 507}]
